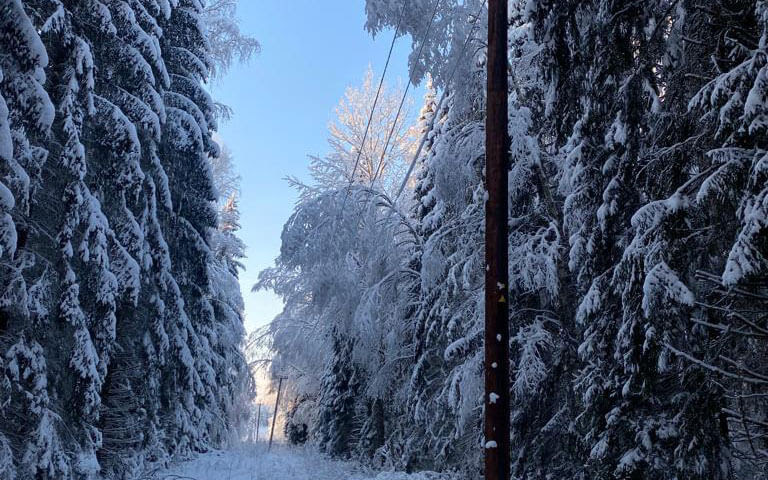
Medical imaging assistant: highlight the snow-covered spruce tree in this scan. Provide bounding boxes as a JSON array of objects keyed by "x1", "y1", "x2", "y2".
[
  {"x1": 677, "y1": 1, "x2": 768, "y2": 476},
  {"x1": 0, "y1": 1, "x2": 253, "y2": 477},
  {"x1": 0, "y1": 0, "x2": 53, "y2": 317},
  {"x1": 364, "y1": 3, "x2": 499, "y2": 475},
  {"x1": 77, "y1": 1, "x2": 172, "y2": 475},
  {"x1": 406, "y1": 92, "x2": 487, "y2": 476},
  {"x1": 505, "y1": 4, "x2": 586, "y2": 477},
  {"x1": 317, "y1": 327, "x2": 361, "y2": 458},
  {"x1": 86, "y1": 0, "x2": 253, "y2": 469},
  {"x1": 99, "y1": 1, "x2": 253, "y2": 469},
  {"x1": 4, "y1": 338, "x2": 71, "y2": 479},
  {"x1": 410, "y1": 75, "x2": 439, "y2": 224},
  {"x1": 208, "y1": 142, "x2": 252, "y2": 444},
  {"x1": 156, "y1": 0, "x2": 223, "y2": 454},
  {"x1": 0, "y1": 23, "x2": 68, "y2": 468},
  {"x1": 0, "y1": 3, "x2": 72, "y2": 478},
  {"x1": 604, "y1": 2, "x2": 744, "y2": 478},
  {"x1": 376, "y1": 76, "x2": 445, "y2": 470},
  {"x1": 31, "y1": 4, "x2": 127, "y2": 475},
  {"x1": 528, "y1": 0, "x2": 734, "y2": 478},
  {"x1": 154, "y1": 0, "x2": 253, "y2": 456},
  {"x1": 0, "y1": 0, "x2": 53, "y2": 337}
]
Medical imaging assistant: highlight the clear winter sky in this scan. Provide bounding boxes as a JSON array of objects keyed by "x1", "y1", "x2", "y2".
[{"x1": 210, "y1": 1, "x2": 423, "y2": 333}]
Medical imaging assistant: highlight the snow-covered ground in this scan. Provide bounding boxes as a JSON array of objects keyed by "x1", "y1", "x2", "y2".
[{"x1": 151, "y1": 443, "x2": 451, "y2": 480}]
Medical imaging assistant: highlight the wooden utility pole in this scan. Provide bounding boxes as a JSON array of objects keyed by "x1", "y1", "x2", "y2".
[
  {"x1": 268, "y1": 377, "x2": 285, "y2": 451},
  {"x1": 255, "y1": 403, "x2": 261, "y2": 441},
  {"x1": 484, "y1": 0, "x2": 510, "y2": 479}
]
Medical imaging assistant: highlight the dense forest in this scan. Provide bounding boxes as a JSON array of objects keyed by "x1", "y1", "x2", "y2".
[
  {"x1": 6, "y1": 0, "x2": 768, "y2": 479},
  {"x1": 260, "y1": 1, "x2": 768, "y2": 479},
  {"x1": 0, "y1": 0, "x2": 255, "y2": 478}
]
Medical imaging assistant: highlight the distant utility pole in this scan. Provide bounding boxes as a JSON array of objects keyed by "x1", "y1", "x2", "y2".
[
  {"x1": 484, "y1": 0, "x2": 510, "y2": 479},
  {"x1": 268, "y1": 377, "x2": 285, "y2": 451},
  {"x1": 255, "y1": 403, "x2": 261, "y2": 441}
]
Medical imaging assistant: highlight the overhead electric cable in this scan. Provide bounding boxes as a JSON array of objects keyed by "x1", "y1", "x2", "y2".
[
  {"x1": 369, "y1": 0, "x2": 444, "y2": 190},
  {"x1": 340, "y1": 0, "x2": 488, "y2": 226},
  {"x1": 391, "y1": 0, "x2": 488, "y2": 204},
  {"x1": 338, "y1": 1, "x2": 409, "y2": 214}
]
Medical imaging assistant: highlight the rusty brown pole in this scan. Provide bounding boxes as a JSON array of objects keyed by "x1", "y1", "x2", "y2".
[{"x1": 484, "y1": 0, "x2": 510, "y2": 479}]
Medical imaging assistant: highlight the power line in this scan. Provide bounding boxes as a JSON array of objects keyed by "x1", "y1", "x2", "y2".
[
  {"x1": 338, "y1": 1, "x2": 408, "y2": 214},
  {"x1": 369, "y1": 0, "x2": 444, "y2": 190},
  {"x1": 340, "y1": 0, "x2": 487, "y2": 226},
  {"x1": 391, "y1": 0, "x2": 487, "y2": 204}
]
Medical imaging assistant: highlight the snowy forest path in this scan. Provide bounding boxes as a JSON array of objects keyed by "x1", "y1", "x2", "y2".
[{"x1": 153, "y1": 443, "x2": 449, "y2": 480}]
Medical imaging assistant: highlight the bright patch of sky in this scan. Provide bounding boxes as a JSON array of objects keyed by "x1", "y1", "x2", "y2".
[{"x1": 210, "y1": 1, "x2": 424, "y2": 333}]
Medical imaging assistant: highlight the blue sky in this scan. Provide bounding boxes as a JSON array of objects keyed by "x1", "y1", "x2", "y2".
[{"x1": 210, "y1": 1, "x2": 423, "y2": 333}]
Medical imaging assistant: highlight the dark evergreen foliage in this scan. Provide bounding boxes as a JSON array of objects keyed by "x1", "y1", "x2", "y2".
[{"x1": 0, "y1": 1, "x2": 252, "y2": 478}]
